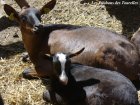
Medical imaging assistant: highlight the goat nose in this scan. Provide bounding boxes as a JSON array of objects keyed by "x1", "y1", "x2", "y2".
[{"x1": 59, "y1": 71, "x2": 68, "y2": 85}]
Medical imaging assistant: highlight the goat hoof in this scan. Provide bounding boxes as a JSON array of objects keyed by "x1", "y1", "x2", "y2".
[
  {"x1": 43, "y1": 91, "x2": 63, "y2": 105},
  {"x1": 43, "y1": 91, "x2": 51, "y2": 102},
  {"x1": 22, "y1": 68, "x2": 39, "y2": 80}
]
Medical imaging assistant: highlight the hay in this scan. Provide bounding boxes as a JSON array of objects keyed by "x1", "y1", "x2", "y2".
[{"x1": 0, "y1": 0, "x2": 139, "y2": 105}]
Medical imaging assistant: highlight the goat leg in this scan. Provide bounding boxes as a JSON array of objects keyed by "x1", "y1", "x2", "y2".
[{"x1": 22, "y1": 68, "x2": 39, "y2": 80}]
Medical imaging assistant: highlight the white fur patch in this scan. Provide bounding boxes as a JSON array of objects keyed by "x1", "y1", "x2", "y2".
[
  {"x1": 59, "y1": 70, "x2": 68, "y2": 85},
  {"x1": 56, "y1": 53, "x2": 68, "y2": 85},
  {"x1": 56, "y1": 53, "x2": 67, "y2": 67}
]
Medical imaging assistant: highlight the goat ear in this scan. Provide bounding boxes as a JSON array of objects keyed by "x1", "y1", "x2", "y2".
[
  {"x1": 4, "y1": 4, "x2": 19, "y2": 21},
  {"x1": 14, "y1": 0, "x2": 30, "y2": 9},
  {"x1": 44, "y1": 54, "x2": 53, "y2": 61},
  {"x1": 40, "y1": 0, "x2": 56, "y2": 14},
  {"x1": 68, "y1": 48, "x2": 85, "y2": 58}
]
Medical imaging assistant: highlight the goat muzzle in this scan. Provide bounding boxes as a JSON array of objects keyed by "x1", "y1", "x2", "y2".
[{"x1": 59, "y1": 75, "x2": 68, "y2": 85}]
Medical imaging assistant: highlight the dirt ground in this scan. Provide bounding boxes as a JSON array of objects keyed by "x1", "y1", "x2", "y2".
[{"x1": 0, "y1": 0, "x2": 140, "y2": 105}]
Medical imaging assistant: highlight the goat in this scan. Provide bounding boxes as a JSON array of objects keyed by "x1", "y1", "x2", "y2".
[
  {"x1": 42, "y1": 48, "x2": 139, "y2": 105},
  {"x1": 3, "y1": 0, "x2": 140, "y2": 82}
]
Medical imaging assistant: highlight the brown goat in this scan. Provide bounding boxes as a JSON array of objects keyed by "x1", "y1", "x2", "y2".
[{"x1": 3, "y1": 0, "x2": 140, "y2": 82}]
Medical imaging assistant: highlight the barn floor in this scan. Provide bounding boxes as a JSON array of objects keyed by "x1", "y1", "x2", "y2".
[{"x1": 0, "y1": 0, "x2": 140, "y2": 104}]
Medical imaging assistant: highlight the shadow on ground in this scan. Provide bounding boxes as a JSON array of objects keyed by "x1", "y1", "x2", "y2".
[
  {"x1": 81, "y1": 0, "x2": 140, "y2": 38},
  {"x1": 0, "y1": 16, "x2": 18, "y2": 32},
  {"x1": 0, "y1": 16, "x2": 24, "y2": 58},
  {"x1": 0, "y1": 41, "x2": 25, "y2": 58}
]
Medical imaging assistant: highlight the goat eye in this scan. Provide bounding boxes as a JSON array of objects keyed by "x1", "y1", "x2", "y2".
[
  {"x1": 65, "y1": 60, "x2": 71, "y2": 69},
  {"x1": 54, "y1": 62, "x2": 61, "y2": 75},
  {"x1": 21, "y1": 16, "x2": 27, "y2": 22}
]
